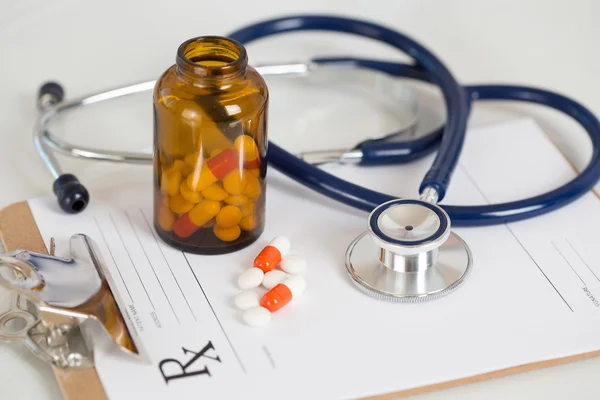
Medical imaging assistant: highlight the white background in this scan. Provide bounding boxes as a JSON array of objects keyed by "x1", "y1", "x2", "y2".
[{"x1": 0, "y1": 0, "x2": 599, "y2": 399}]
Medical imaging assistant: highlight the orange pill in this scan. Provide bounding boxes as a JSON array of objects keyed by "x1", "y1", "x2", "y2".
[
  {"x1": 157, "y1": 206, "x2": 175, "y2": 231},
  {"x1": 174, "y1": 215, "x2": 204, "y2": 238},
  {"x1": 180, "y1": 180, "x2": 203, "y2": 203},
  {"x1": 169, "y1": 194, "x2": 194, "y2": 214},
  {"x1": 254, "y1": 236, "x2": 290, "y2": 273},
  {"x1": 216, "y1": 205, "x2": 242, "y2": 229},
  {"x1": 206, "y1": 148, "x2": 239, "y2": 180},
  {"x1": 260, "y1": 276, "x2": 306, "y2": 313},
  {"x1": 244, "y1": 159, "x2": 261, "y2": 170},
  {"x1": 223, "y1": 168, "x2": 248, "y2": 195},
  {"x1": 173, "y1": 200, "x2": 221, "y2": 238},
  {"x1": 224, "y1": 195, "x2": 249, "y2": 206},
  {"x1": 181, "y1": 164, "x2": 195, "y2": 177},
  {"x1": 184, "y1": 152, "x2": 201, "y2": 167},
  {"x1": 186, "y1": 149, "x2": 238, "y2": 192},
  {"x1": 240, "y1": 202, "x2": 254, "y2": 217},
  {"x1": 261, "y1": 283, "x2": 292, "y2": 312},
  {"x1": 234, "y1": 134, "x2": 259, "y2": 162},
  {"x1": 171, "y1": 159, "x2": 186, "y2": 172},
  {"x1": 202, "y1": 183, "x2": 229, "y2": 201},
  {"x1": 239, "y1": 215, "x2": 257, "y2": 231},
  {"x1": 186, "y1": 166, "x2": 217, "y2": 192},
  {"x1": 161, "y1": 169, "x2": 182, "y2": 196},
  {"x1": 213, "y1": 225, "x2": 241, "y2": 242},
  {"x1": 242, "y1": 174, "x2": 261, "y2": 200}
]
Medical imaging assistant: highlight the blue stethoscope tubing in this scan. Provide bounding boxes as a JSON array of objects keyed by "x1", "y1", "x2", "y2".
[{"x1": 227, "y1": 15, "x2": 600, "y2": 227}]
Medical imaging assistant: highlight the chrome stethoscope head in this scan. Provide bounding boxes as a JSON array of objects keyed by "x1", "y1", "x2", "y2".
[{"x1": 345, "y1": 190, "x2": 472, "y2": 303}]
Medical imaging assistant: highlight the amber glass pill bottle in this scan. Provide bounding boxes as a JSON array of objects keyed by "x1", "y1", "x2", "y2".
[{"x1": 153, "y1": 36, "x2": 268, "y2": 254}]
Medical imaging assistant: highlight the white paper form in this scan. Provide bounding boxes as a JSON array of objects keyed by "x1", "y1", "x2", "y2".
[{"x1": 27, "y1": 118, "x2": 600, "y2": 399}]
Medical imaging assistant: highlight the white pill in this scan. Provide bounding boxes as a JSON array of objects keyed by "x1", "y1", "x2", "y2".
[
  {"x1": 234, "y1": 290, "x2": 261, "y2": 310},
  {"x1": 243, "y1": 306, "x2": 271, "y2": 327},
  {"x1": 282, "y1": 275, "x2": 306, "y2": 297},
  {"x1": 269, "y1": 236, "x2": 291, "y2": 257},
  {"x1": 262, "y1": 270, "x2": 288, "y2": 289},
  {"x1": 238, "y1": 267, "x2": 264, "y2": 289},
  {"x1": 280, "y1": 255, "x2": 307, "y2": 274}
]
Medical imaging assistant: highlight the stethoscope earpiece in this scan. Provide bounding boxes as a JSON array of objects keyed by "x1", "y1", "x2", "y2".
[
  {"x1": 37, "y1": 81, "x2": 64, "y2": 111},
  {"x1": 346, "y1": 196, "x2": 472, "y2": 302},
  {"x1": 52, "y1": 174, "x2": 89, "y2": 214}
]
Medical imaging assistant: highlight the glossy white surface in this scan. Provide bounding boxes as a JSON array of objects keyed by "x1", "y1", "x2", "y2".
[
  {"x1": 234, "y1": 290, "x2": 261, "y2": 310},
  {"x1": 0, "y1": 1, "x2": 599, "y2": 399},
  {"x1": 267, "y1": 236, "x2": 291, "y2": 257},
  {"x1": 280, "y1": 255, "x2": 307, "y2": 275},
  {"x1": 282, "y1": 276, "x2": 306, "y2": 298},
  {"x1": 237, "y1": 268, "x2": 265, "y2": 290},
  {"x1": 242, "y1": 306, "x2": 271, "y2": 327},
  {"x1": 262, "y1": 270, "x2": 288, "y2": 289}
]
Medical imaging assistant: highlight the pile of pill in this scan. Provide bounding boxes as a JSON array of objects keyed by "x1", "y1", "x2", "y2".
[
  {"x1": 235, "y1": 236, "x2": 307, "y2": 326},
  {"x1": 156, "y1": 134, "x2": 263, "y2": 242}
]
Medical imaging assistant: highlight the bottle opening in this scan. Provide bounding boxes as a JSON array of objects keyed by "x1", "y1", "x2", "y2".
[
  {"x1": 189, "y1": 56, "x2": 232, "y2": 67},
  {"x1": 177, "y1": 36, "x2": 247, "y2": 78}
]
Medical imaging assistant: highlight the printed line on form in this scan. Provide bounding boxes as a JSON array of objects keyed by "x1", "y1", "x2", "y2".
[
  {"x1": 109, "y1": 213, "x2": 155, "y2": 309},
  {"x1": 567, "y1": 239, "x2": 600, "y2": 285},
  {"x1": 459, "y1": 164, "x2": 574, "y2": 313},
  {"x1": 551, "y1": 241, "x2": 586, "y2": 286},
  {"x1": 140, "y1": 209, "x2": 198, "y2": 322},
  {"x1": 125, "y1": 211, "x2": 180, "y2": 324},
  {"x1": 182, "y1": 252, "x2": 247, "y2": 374},
  {"x1": 93, "y1": 216, "x2": 133, "y2": 303}
]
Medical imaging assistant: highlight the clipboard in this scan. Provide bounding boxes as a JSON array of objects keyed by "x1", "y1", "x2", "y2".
[
  {"x1": 2, "y1": 117, "x2": 600, "y2": 399},
  {"x1": 0, "y1": 201, "x2": 110, "y2": 400},
  {"x1": 3, "y1": 199, "x2": 600, "y2": 399}
]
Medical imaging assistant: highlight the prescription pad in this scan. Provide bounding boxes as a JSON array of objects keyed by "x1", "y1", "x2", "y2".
[{"x1": 26, "y1": 118, "x2": 600, "y2": 399}]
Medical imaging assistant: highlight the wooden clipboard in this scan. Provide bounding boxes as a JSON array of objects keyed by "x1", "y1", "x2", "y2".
[
  {"x1": 0, "y1": 201, "x2": 108, "y2": 400},
  {"x1": 2, "y1": 200, "x2": 600, "y2": 400}
]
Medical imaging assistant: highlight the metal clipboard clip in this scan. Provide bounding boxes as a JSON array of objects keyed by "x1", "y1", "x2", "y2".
[{"x1": 0, "y1": 234, "x2": 137, "y2": 368}]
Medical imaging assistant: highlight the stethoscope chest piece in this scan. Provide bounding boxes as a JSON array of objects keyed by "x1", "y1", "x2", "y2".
[{"x1": 345, "y1": 198, "x2": 472, "y2": 302}]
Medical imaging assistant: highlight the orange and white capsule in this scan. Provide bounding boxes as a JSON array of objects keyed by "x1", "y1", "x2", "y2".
[
  {"x1": 253, "y1": 236, "x2": 290, "y2": 273},
  {"x1": 186, "y1": 148, "x2": 239, "y2": 192},
  {"x1": 260, "y1": 276, "x2": 306, "y2": 312}
]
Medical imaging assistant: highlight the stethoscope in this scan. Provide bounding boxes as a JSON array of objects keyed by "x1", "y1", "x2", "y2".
[{"x1": 33, "y1": 15, "x2": 600, "y2": 303}]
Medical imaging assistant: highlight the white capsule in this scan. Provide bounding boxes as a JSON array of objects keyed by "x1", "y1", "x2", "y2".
[
  {"x1": 243, "y1": 306, "x2": 271, "y2": 327},
  {"x1": 280, "y1": 255, "x2": 307, "y2": 274},
  {"x1": 269, "y1": 236, "x2": 291, "y2": 257},
  {"x1": 282, "y1": 275, "x2": 306, "y2": 298},
  {"x1": 234, "y1": 290, "x2": 261, "y2": 310},
  {"x1": 262, "y1": 270, "x2": 288, "y2": 289},
  {"x1": 238, "y1": 267, "x2": 264, "y2": 290}
]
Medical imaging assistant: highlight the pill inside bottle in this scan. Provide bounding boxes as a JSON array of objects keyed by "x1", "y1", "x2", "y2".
[{"x1": 152, "y1": 36, "x2": 269, "y2": 254}]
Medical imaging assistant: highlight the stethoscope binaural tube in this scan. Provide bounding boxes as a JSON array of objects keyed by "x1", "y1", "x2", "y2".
[
  {"x1": 227, "y1": 14, "x2": 471, "y2": 203},
  {"x1": 35, "y1": 82, "x2": 90, "y2": 213},
  {"x1": 33, "y1": 15, "x2": 600, "y2": 225},
  {"x1": 228, "y1": 15, "x2": 600, "y2": 226},
  {"x1": 263, "y1": 62, "x2": 600, "y2": 226}
]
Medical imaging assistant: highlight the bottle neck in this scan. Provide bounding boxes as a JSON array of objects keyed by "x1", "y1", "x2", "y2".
[{"x1": 176, "y1": 36, "x2": 248, "y2": 91}]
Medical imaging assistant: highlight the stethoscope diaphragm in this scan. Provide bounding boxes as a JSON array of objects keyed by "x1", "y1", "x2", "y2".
[{"x1": 345, "y1": 198, "x2": 472, "y2": 302}]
